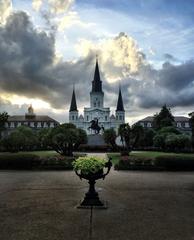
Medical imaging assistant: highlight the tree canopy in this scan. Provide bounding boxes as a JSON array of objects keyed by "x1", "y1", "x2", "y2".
[
  {"x1": 103, "y1": 128, "x2": 117, "y2": 150},
  {"x1": 153, "y1": 105, "x2": 175, "y2": 130},
  {"x1": 0, "y1": 112, "x2": 9, "y2": 138},
  {"x1": 189, "y1": 113, "x2": 194, "y2": 149},
  {"x1": 49, "y1": 123, "x2": 87, "y2": 156}
]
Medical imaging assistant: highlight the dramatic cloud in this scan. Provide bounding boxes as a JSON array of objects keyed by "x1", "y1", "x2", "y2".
[
  {"x1": 77, "y1": 32, "x2": 146, "y2": 82},
  {"x1": 0, "y1": 0, "x2": 12, "y2": 24},
  {"x1": 32, "y1": 0, "x2": 43, "y2": 12},
  {"x1": 0, "y1": 10, "x2": 194, "y2": 123},
  {"x1": 158, "y1": 61, "x2": 194, "y2": 90},
  {"x1": 32, "y1": 0, "x2": 74, "y2": 13},
  {"x1": 48, "y1": 0, "x2": 74, "y2": 14},
  {"x1": 129, "y1": 61, "x2": 194, "y2": 109},
  {"x1": 0, "y1": 11, "x2": 98, "y2": 109}
]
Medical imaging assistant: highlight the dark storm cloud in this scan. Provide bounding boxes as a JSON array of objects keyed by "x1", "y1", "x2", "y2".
[
  {"x1": 0, "y1": 11, "x2": 194, "y2": 116},
  {"x1": 129, "y1": 61, "x2": 194, "y2": 109},
  {"x1": 158, "y1": 61, "x2": 194, "y2": 90},
  {"x1": 0, "y1": 11, "x2": 96, "y2": 109}
]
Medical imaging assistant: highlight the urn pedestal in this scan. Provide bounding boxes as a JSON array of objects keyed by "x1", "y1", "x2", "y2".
[{"x1": 75, "y1": 158, "x2": 112, "y2": 208}]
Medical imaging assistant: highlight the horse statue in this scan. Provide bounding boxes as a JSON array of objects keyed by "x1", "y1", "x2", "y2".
[{"x1": 88, "y1": 119, "x2": 104, "y2": 134}]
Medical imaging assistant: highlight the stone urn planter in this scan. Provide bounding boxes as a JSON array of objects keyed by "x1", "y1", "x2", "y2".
[{"x1": 73, "y1": 156, "x2": 112, "y2": 208}]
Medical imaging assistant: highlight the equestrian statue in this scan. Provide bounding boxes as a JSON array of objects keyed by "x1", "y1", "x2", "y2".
[{"x1": 88, "y1": 118, "x2": 104, "y2": 134}]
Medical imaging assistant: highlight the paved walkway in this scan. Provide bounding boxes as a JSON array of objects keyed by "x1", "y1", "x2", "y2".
[{"x1": 0, "y1": 168, "x2": 194, "y2": 240}]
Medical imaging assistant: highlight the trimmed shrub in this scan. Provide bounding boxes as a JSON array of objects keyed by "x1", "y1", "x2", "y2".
[
  {"x1": 0, "y1": 154, "x2": 39, "y2": 169},
  {"x1": 155, "y1": 155, "x2": 194, "y2": 170},
  {"x1": 0, "y1": 154, "x2": 76, "y2": 170},
  {"x1": 115, "y1": 155, "x2": 155, "y2": 170},
  {"x1": 38, "y1": 156, "x2": 74, "y2": 170}
]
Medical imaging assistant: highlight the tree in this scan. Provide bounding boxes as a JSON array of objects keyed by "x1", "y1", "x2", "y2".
[
  {"x1": 37, "y1": 128, "x2": 52, "y2": 149},
  {"x1": 153, "y1": 133, "x2": 166, "y2": 150},
  {"x1": 103, "y1": 128, "x2": 117, "y2": 150},
  {"x1": 49, "y1": 123, "x2": 87, "y2": 156},
  {"x1": 153, "y1": 105, "x2": 175, "y2": 130},
  {"x1": 1, "y1": 126, "x2": 38, "y2": 152},
  {"x1": 189, "y1": 113, "x2": 194, "y2": 150},
  {"x1": 118, "y1": 123, "x2": 131, "y2": 152},
  {"x1": 165, "y1": 134, "x2": 191, "y2": 152},
  {"x1": 158, "y1": 126, "x2": 181, "y2": 135},
  {"x1": 141, "y1": 129, "x2": 156, "y2": 147},
  {"x1": 131, "y1": 125, "x2": 144, "y2": 148},
  {"x1": 0, "y1": 112, "x2": 9, "y2": 138},
  {"x1": 16, "y1": 126, "x2": 38, "y2": 150}
]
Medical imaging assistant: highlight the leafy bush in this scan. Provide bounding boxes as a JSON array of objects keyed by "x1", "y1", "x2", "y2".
[
  {"x1": 154, "y1": 130, "x2": 191, "y2": 152},
  {"x1": 0, "y1": 154, "x2": 39, "y2": 169},
  {"x1": 115, "y1": 155, "x2": 154, "y2": 170},
  {"x1": 73, "y1": 156, "x2": 106, "y2": 175},
  {"x1": 39, "y1": 156, "x2": 74, "y2": 170},
  {"x1": 0, "y1": 154, "x2": 76, "y2": 170},
  {"x1": 155, "y1": 155, "x2": 194, "y2": 170}
]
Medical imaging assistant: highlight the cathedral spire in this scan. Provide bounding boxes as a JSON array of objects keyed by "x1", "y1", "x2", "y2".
[
  {"x1": 91, "y1": 56, "x2": 103, "y2": 93},
  {"x1": 69, "y1": 87, "x2": 78, "y2": 112},
  {"x1": 116, "y1": 85, "x2": 124, "y2": 112}
]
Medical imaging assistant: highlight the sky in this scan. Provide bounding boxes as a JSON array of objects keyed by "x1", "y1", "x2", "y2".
[{"x1": 0, "y1": 0, "x2": 194, "y2": 124}]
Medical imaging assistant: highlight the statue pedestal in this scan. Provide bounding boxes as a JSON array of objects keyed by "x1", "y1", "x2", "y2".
[{"x1": 87, "y1": 134, "x2": 105, "y2": 146}]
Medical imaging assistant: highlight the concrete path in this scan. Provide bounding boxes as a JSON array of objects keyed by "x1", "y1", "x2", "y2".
[
  {"x1": 0, "y1": 170, "x2": 194, "y2": 240},
  {"x1": 86, "y1": 152, "x2": 107, "y2": 158}
]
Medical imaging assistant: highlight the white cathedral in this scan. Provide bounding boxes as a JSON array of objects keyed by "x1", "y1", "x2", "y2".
[{"x1": 69, "y1": 59, "x2": 125, "y2": 134}]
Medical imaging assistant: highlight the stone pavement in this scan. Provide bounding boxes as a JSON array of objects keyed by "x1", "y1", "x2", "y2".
[{"x1": 0, "y1": 163, "x2": 194, "y2": 240}]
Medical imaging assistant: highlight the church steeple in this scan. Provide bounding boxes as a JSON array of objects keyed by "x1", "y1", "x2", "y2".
[
  {"x1": 69, "y1": 87, "x2": 78, "y2": 112},
  {"x1": 91, "y1": 56, "x2": 103, "y2": 93},
  {"x1": 90, "y1": 57, "x2": 104, "y2": 108},
  {"x1": 116, "y1": 86, "x2": 124, "y2": 112}
]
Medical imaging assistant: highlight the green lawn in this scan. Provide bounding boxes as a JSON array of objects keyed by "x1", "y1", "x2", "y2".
[{"x1": 107, "y1": 151, "x2": 194, "y2": 165}]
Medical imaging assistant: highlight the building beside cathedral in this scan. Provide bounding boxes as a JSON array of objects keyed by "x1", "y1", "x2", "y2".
[
  {"x1": 2, "y1": 105, "x2": 59, "y2": 138},
  {"x1": 69, "y1": 59, "x2": 125, "y2": 134}
]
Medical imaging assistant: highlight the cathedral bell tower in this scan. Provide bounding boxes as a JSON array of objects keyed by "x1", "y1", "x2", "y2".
[
  {"x1": 90, "y1": 57, "x2": 104, "y2": 109},
  {"x1": 115, "y1": 86, "x2": 125, "y2": 124},
  {"x1": 69, "y1": 87, "x2": 78, "y2": 123}
]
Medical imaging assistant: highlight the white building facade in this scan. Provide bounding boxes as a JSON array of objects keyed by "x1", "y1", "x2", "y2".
[{"x1": 69, "y1": 59, "x2": 125, "y2": 134}]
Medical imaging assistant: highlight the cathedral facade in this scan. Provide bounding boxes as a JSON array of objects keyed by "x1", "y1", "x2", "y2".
[{"x1": 69, "y1": 59, "x2": 125, "y2": 134}]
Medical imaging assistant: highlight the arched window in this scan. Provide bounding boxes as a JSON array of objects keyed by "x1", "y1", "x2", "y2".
[{"x1": 72, "y1": 115, "x2": 74, "y2": 120}]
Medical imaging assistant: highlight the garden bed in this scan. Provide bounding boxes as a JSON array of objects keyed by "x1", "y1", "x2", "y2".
[
  {"x1": 108, "y1": 151, "x2": 194, "y2": 171},
  {"x1": 0, "y1": 151, "x2": 83, "y2": 170}
]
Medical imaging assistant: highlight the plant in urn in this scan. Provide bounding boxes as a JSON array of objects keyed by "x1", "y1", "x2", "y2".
[{"x1": 73, "y1": 156, "x2": 112, "y2": 208}]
